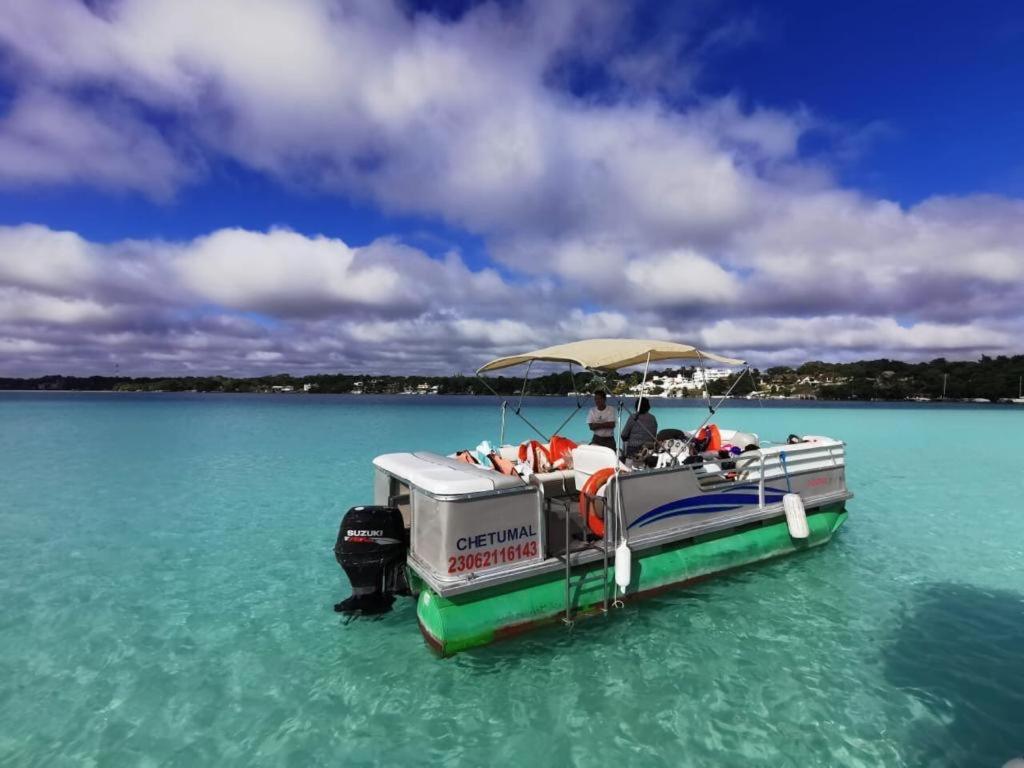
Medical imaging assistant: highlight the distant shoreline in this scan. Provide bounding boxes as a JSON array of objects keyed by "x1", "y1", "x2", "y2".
[
  {"x1": 2, "y1": 389, "x2": 1021, "y2": 406},
  {"x1": 4, "y1": 357, "x2": 1022, "y2": 402}
]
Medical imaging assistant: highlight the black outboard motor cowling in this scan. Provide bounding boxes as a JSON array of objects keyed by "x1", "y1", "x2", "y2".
[{"x1": 334, "y1": 505, "x2": 409, "y2": 615}]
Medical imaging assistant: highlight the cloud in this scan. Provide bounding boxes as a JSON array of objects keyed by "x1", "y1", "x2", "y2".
[
  {"x1": 0, "y1": 89, "x2": 195, "y2": 199},
  {"x1": 0, "y1": 221, "x2": 517, "y2": 315},
  {"x1": 0, "y1": 223, "x2": 539, "y2": 374},
  {"x1": 624, "y1": 250, "x2": 736, "y2": 305},
  {"x1": 0, "y1": 0, "x2": 786, "y2": 238},
  {"x1": 175, "y1": 229, "x2": 405, "y2": 316},
  {"x1": 0, "y1": 287, "x2": 116, "y2": 325},
  {"x1": 175, "y1": 228, "x2": 516, "y2": 318},
  {"x1": 0, "y1": 224, "x2": 97, "y2": 293},
  {"x1": 729, "y1": 191, "x2": 1024, "y2": 321},
  {"x1": 698, "y1": 316, "x2": 1016, "y2": 357},
  {"x1": 0, "y1": 223, "x2": 1020, "y2": 376},
  {"x1": 0, "y1": 1, "x2": 1022, "y2": 373}
]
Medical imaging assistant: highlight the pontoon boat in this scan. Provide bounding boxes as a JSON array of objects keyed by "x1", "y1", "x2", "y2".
[{"x1": 333, "y1": 339, "x2": 851, "y2": 655}]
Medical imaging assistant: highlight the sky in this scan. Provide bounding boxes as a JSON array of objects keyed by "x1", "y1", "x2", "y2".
[{"x1": 0, "y1": 0, "x2": 1023, "y2": 376}]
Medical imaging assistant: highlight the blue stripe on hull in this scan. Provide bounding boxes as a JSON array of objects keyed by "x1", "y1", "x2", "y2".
[{"x1": 628, "y1": 486, "x2": 789, "y2": 530}]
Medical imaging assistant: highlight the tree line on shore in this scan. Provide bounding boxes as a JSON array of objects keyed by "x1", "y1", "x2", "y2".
[{"x1": 2, "y1": 355, "x2": 1022, "y2": 401}]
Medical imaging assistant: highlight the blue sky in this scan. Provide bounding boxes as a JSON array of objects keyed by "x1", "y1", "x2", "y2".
[
  {"x1": 0, "y1": 0, "x2": 1022, "y2": 375},
  {"x1": 702, "y1": 0, "x2": 1024, "y2": 202}
]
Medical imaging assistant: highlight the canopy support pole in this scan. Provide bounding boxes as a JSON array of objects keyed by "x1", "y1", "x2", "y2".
[
  {"x1": 569, "y1": 362, "x2": 582, "y2": 409},
  {"x1": 638, "y1": 352, "x2": 652, "y2": 401},
  {"x1": 549, "y1": 404, "x2": 582, "y2": 441},
  {"x1": 614, "y1": 399, "x2": 623, "y2": 456},
  {"x1": 682, "y1": 366, "x2": 751, "y2": 452},
  {"x1": 510, "y1": 409, "x2": 552, "y2": 444},
  {"x1": 547, "y1": 362, "x2": 583, "y2": 439},
  {"x1": 476, "y1": 369, "x2": 550, "y2": 444},
  {"x1": 516, "y1": 361, "x2": 533, "y2": 415},
  {"x1": 630, "y1": 351, "x2": 658, "y2": 444},
  {"x1": 611, "y1": 351, "x2": 652, "y2": 600},
  {"x1": 710, "y1": 365, "x2": 750, "y2": 416},
  {"x1": 511, "y1": 360, "x2": 558, "y2": 440},
  {"x1": 696, "y1": 349, "x2": 712, "y2": 414}
]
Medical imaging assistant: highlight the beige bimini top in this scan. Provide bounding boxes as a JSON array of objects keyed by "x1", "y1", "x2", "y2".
[{"x1": 477, "y1": 338, "x2": 745, "y2": 373}]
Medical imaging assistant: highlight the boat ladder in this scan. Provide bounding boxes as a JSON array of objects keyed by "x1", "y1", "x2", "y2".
[{"x1": 555, "y1": 494, "x2": 611, "y2": 628}]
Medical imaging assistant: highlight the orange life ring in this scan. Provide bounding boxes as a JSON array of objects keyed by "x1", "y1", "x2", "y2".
[{"x1": 579, "y1": 467, "x2": 615, "y2": 537}]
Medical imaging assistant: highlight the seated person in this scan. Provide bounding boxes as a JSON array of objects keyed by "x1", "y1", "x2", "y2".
[{"x1": 620, "y1": 397, "x2": 658, "y2": 460}]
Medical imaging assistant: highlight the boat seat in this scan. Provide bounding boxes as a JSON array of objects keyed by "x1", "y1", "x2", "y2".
[
  {"x1": 717, "y1": 429, "x2": 759, "y2": 448},
  {"x1": 571, "y1": 444, "x2": 620, "y2": 490},
  {"x1": 497, "y1": 444, "x2": 520, "y2": 461},
  {"x1": 529, "y1": 469, "x2": 576, "y2": 498},
  {"x1": 373, "y1": 452, "x2": 525, "y2": 495},
  {"x1": 657, "y1": 428, "x2": 689, "y2": 441}
]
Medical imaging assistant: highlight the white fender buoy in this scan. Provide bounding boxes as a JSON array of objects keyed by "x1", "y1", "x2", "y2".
[
  {"x1": 783, "y1": 493, "x2": 809, "y2": 539},
  {"x1": 615, "y1": 541, "x2": 632, "y2": 590},
  {"x1": 1001, "y1": 759, "x2": 1024, "y2": 768}
]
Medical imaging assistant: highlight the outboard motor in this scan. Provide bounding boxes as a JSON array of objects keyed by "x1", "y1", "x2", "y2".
[{"x1": 334, "y1": 505, "x2": 409, "y2": 615}]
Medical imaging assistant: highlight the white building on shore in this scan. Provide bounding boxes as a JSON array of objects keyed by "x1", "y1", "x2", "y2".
[{"x1": 627, "y1": 368, "x2": 733, "y2": 396}]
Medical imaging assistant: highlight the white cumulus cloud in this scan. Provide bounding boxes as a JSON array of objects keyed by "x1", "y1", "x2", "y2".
[{"x1": 0, "y1": 1, "x2": 1021, "y2": 373}]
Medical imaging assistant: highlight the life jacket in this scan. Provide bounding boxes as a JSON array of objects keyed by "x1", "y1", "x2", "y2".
[
  {"x1": 454, "y1": 450, "x2": 479, "y2": 465},
  {"x1": 547, "y1": 435, "x2": 578, "y2": 470},
  {"x1": 578, "y1": 467, "x2": 615, "y2": 537},
  {"x1": 487, "y1": 452, "x2": 519, "y2": 476},
  {"x1": 696, "y1": 424, "x2": 722, "y2": 452},
  {"x1": 518, "y1": 440, "x2": 552, "y2": 472}
]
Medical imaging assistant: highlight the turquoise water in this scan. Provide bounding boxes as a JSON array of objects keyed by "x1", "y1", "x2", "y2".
[{"x1": 1, "y1": 393, "x2": 1022, "y2": 767}]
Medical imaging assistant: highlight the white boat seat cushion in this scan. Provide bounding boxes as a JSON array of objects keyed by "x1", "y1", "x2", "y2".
[
  {"x1": 571, "y1": 445, "x2": 620, "y2": 489},
  {"x1": 497, "y1": 444, "x2": 520, "y2": 461},
  {"x1": 717, "y1": 429, "x2": 759, "y2": 448},
  {"x1": 529, "y1": 469, "x2": 576, "y2": 498},
  {"x1": 374, "y1": 452, "x2": 525, "y2": 494}
]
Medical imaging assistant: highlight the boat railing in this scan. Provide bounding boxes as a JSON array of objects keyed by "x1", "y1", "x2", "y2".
[
  {"x1": 759, "y1": 452, "x2": 766, "y2": 509},
  {"x1": 691, "y1": 440, "x2": 845, "y2": 500},
  {"x1": 757, "y1": 441, "x2": 846, "y2": 509}
]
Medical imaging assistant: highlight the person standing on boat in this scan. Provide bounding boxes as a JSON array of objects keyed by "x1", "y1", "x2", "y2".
[
  {"x1": 621, "y1": 397, "x2": 658, "y2": 459},
  {"x1": 587, "y1": 390, "x2": 617, "y2": 450}
]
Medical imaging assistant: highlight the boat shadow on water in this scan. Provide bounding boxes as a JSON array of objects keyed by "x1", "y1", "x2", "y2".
[{"x1": 884, "y1": 582, "x2": 1024, "y2": 768}]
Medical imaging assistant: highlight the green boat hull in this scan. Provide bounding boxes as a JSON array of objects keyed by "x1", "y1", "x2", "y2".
[{"x1": 416, "y1": 504, "x2": 848, "y2": 655}]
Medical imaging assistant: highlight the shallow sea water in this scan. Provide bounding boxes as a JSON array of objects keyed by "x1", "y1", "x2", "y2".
[{"x1": 1, "y1": 393, "x2": 1022, "y2": 767}]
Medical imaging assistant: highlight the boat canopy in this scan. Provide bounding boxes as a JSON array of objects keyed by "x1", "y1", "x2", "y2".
[{"x1": 477, "y1": 338, "x2": 745, "y2": 374}]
